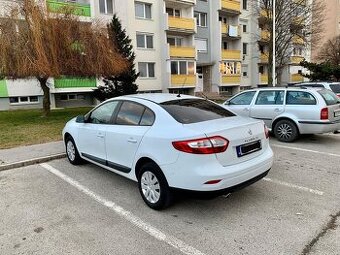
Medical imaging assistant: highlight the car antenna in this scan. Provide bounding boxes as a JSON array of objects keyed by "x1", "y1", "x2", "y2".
[{"x1": 177, "y1": 77, "x2": 187, "y2": 98}]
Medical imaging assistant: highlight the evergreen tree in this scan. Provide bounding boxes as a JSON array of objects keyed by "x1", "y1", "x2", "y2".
[{"x1": 93, "y1": 14, "x2": 138, "y2": 102}]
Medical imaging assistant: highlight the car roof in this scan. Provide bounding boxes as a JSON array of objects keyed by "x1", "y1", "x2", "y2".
[{"x1": 120, "y1": 93, "x2": 198, "y2": 104}]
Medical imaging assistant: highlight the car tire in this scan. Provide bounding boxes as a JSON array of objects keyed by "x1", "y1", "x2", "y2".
[
  {"x1": 138, "y1": 162, "x2": 173, "y2": 210},
  {"x1": 274, "y1": 119, "x2": 299, "y2": 142},
  {"x1": 65, "y1": 136, "x2": 84, "y2": 165}
]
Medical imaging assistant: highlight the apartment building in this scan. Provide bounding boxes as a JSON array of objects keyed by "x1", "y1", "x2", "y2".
[
  {"x1": 0, "y1": 0, "x2": 311, "y2": 111},
  {"x1": 311, "y1": 0, "x2": 340, "y2": 62}
]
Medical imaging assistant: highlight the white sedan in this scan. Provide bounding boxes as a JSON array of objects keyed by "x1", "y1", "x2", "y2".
[{"x1": 62, "y1": 94, "x2": 273, "y2": 209}]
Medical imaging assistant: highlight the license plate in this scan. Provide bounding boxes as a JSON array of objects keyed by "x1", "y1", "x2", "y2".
[
  {"x1": 334, "y1": 111, "x2": 340, "y2": 117},
  {"x1": 236, "y1": 140, "x2": 262, "y2": 157}
]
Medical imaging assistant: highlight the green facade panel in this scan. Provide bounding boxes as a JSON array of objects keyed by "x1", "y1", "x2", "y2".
[
  {"x1": 0, "y1": 80, "x2": 8, "y2": 97},
  {"x1": 54, "y1": 77, "x2": 97, "y2": 88},
  {"x1": 46, "y1": 0, "x2": 91, "y2": 17}
]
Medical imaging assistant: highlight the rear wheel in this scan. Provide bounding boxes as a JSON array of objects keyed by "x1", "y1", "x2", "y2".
[
  {"x1": 138, "y1": 162, "x2": 173, "y2": 210},
  {"x1": 65, "y1": 136, "x2": 83, "y2": 165},
  {"x1": 274, "y1": 120, "x2": 299, "y2": 142}
]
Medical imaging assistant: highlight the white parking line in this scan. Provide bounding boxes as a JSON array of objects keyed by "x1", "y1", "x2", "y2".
[
  {"x1": 263, "y1": 177, "x2": 324, "y2": 196},
  {"x1": 271, "y1": 144, "x2": 340, "y2": 158},
  {"x1": 40, "y1": 163, "x2": 205, "y2": 255}
]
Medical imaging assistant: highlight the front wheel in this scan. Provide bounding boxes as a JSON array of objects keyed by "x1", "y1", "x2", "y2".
[
  {"x1": 65, "y1": 136, "x2": 83, "y2": 165},
  {"x1": 274, "y1": 120, "x2": 299, "y2": 142},
  {"x1": 138, "y1": 162, "x2": 173, "y2": 210}
]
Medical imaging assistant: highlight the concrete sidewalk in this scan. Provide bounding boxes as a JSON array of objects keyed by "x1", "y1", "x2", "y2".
[{"x1": 0, "y1": 141, "x2": 66, "y2": 171}]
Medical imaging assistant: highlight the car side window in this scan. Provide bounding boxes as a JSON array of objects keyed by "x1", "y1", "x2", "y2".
[
  {"x1": 286, "y1": 91, "x2": 316, "y2": 105},
  {"x1": 88, "y1": 101, "x2": 119, "y2": 124},
  {"x1": 140, "y1": 108, "x2": 155, "y2": 126},
  {"x1": 116, "y1": 101, "x2": 146, "y2": 126},
  {"x1": 255, "y1": 90, "x2": 284, "y2": 105},
  {"x1": 229, "y1": 91, "x2": 256, "y2": 105}
]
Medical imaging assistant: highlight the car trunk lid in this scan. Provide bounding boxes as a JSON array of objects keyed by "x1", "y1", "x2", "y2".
[{"x1": 184, "y1": 116, "x2": 267, "y2": 166}]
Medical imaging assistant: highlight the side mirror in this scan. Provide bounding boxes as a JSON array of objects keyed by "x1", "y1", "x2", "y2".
[
  {"x1": 76, "y1": 115, "x2": 86, "y2": 123},
  {"x1": 224, "y1": 100, "x2": 231, "y2": 105}
]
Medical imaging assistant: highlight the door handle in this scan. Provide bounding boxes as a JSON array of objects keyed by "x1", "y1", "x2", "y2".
[
  {"x1": 128, "y1": 138, "x2": 137, "y2": 144},
  {"x1": 274, "y1": 108, "x2": 281, "y2": 112}
]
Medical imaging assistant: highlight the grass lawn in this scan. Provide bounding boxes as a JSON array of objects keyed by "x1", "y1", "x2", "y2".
[{"x1": 0, "y1": 107, "x2": 92, "y2": 149}]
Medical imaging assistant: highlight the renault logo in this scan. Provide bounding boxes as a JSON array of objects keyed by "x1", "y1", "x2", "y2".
[{"x1": 248, "y1": 129, "x2": 253, "y2": 136}]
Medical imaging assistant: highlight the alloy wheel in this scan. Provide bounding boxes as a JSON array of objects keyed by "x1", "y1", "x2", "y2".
[
  {"x1": 277, "y1": 123, "x2": 293, "y2": 140},
  {"x1": 66, "y1": 140, "x2": 76, "y2": 162}
]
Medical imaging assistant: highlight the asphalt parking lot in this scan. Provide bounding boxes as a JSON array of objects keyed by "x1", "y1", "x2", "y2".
[{"x1": 0, "y1": 134, "x2": 339, "y2": 255}]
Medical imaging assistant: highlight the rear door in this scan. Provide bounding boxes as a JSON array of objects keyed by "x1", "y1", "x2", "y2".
[
  {"x1": 250, "y1": 90, "x2": 285, "y2": 128},
  {"x1": 105, "y1": 101, "x2": 153, "y2": 173},
  {"x1": 224, "y1": 91, "x2": 257, "y2": 117}
]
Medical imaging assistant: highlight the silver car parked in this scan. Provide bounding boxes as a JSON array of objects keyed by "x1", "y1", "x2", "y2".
[{"x1": 222, "y1": 87, "x2": 340, "y2": 142}]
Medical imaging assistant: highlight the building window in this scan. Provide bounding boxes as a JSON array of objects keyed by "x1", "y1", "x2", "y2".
[
  {"x1": 9, "y1": 96, "x2": 40, "y2": 104},
  {"x1": 135, "y1": 2, "x2": 152, "y2": 19},
  {"x1": 195, "y1": 38, "x2": 208, "y2": 53},
  {"x1": 243, "y1": 43, "x2": 248, "y2": 55},
  {"x1": 243, "y1": 24, "x2": 247, "y2": 33},
  {"x1": 243, "y1": 0, "x2": 248, "y2": 10},
  {"x1": 167, "y1": 37, "x2": 182, "y2": 46},
  {"x1": 166, "y1": 8, "x2": 180, "y2": 17},
  {"x1": 138, "y1": 62, "x2": 155, "y2": 78},
  {"x1": 171, "y1": 61, "x2": 195, "y2": 75},
  {"x1": 99, "y1": 0, "x2": 113, "y2": 14},
  {"x1": 242, "y1": 65, "x2": 248, "y2": 77},
  {"x1": 220, "y1": 62, "x2": 241, "y2": 75},
  {"x1": 136, "y1": 33, "x2": 153, "y2": 49},
  {"x1": 194, "y1": 12, "x2": 207, "y2": 27}
]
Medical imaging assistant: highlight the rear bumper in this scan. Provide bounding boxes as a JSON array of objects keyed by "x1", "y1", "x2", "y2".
[
  {"x1": 172, "y1": 169, "x2": 270, "y2": 198},
  {"x1": 161, "y1": 145, "x2": 273, "y2": 191},
  {"x1": 298, "y1": 120, "x2": 340, "y2": 134}
]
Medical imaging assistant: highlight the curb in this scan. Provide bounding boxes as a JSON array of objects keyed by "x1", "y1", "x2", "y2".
[{"x1": 0, "y1": 153, "x2": 66, "y2": 172}]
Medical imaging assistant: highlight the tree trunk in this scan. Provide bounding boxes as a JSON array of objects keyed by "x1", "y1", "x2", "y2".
[
  {"x1": 276, "y1": 69, "x2": 283, "y2": 86},
  {"x1": 37, "y1": 77, "x2": 50, "y2": 117}
]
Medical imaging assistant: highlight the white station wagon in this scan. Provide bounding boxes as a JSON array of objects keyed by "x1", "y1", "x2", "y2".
[
  {"x1": 223, "y1": 88, "x2": 340, "y2": 142},
  {"x1": 63, "y1": 94, "x2": 273, "y2": 209}
]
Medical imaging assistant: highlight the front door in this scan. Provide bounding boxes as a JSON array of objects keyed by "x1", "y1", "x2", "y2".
[
  {"x1": 225, "y1": 90, "x2": 257, "y2": 117},
  {"x1": 77, "y1": 101, "x2": 119, "y2": 164}
]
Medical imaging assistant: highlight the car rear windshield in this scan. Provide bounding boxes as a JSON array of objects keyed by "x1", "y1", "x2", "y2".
[
  {"x1": 160, "y1": 99, "x2": 235, "y2": 124},
  {"x1": 318, "y1": 89, "x2": 340, "y2": 106},
  {"x1": 330, "y1": 84, "x2": 340, "y2": 93}
]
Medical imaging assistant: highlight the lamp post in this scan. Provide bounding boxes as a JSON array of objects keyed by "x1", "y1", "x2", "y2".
[{"x1": 272, "y1": 0, "x2": 276, "y2": 87}]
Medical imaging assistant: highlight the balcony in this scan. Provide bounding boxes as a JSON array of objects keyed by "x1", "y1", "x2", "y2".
[
  {"x1": 221, "y1": 23, "x2": 241, "y2": 39},
  {"x1": 260, "y1": 30, "x2": 270, "y2": 42},
  {"x1": 168, "y1": 16, "x2": 195, "y2": 33},
  {"x1": 46, "y1": 0, "x2": 91, "y2": 17},
  {"x1": 171, "y1": 75, "x2": 196, "y2": 87},
  {"x1": 260, "y1": 74, "x2": 268, "y2": 84},
  {"x1": 291, "y1": 73, "x2": 304, "y2": 82},
  {"x1": 0, "y1": 80, "x2": 8, "y2": 97},
  {"x1": 260, "y1": 53, "x2": 269, "y2": 63},
  {"x1": 169, "y1": 46, "x2": 196, "y2": 58},
  {"x1": 164, "y1": 0, "x2": 195, "y2": 5},
  {"x1": 222, "y1": 75, "x2": 241, "y2": 84},
  {"x1": 222, "y1": 49, "x2": 241, "y2": 60},
  {"x1": 291, "y1": 56, "x2": 304, "y2": 65},
  {"x1": 292, "y1": 36, "x2": 304, "y2": 45},
  {"x1": 221, "y1": 0, "x2": 241, "y2": 14},
  {"x1": 54, "y1": 77, "x2": 96, "y2": 88}
]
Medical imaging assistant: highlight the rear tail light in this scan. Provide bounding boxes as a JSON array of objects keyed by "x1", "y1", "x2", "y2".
[
  {"x1": 264, "y1": 124, "x2": 269, "y2": 139},
  {"x1": 337, "y1": 94, "x2": 340, "y2": 98},
  {"x1": 172, "y1": 136, "x2": 229, "y2": 154},
  {"x1": 320, "y1": 108, "x2": 328, "y2": 120}
]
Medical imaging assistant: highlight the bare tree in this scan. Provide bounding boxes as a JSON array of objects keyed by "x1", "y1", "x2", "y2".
[
  {"x1": 317, "y1": 35, "x2": 340, "y2": 65},
  {"x1": 255, "y1": 0, "x2": 325, "y2": 86},
  {"x1": 0, "y1": 0, "x2": 127, "y2": 116}
]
